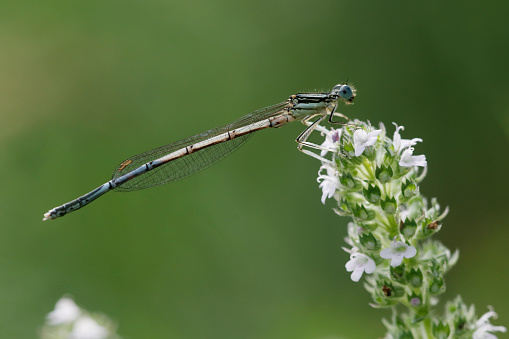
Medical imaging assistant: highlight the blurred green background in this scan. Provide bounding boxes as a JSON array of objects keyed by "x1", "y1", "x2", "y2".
[{"x1": 1, "y1": 0, "x2": 508, "y2": 338}]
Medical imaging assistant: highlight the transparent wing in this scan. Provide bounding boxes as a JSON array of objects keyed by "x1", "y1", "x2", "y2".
[{"x1": 112, "y1": 100, "x2": 290, "y2": 191}]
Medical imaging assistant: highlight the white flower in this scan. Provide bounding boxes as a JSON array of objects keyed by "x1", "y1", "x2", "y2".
[
  {"x1": 320, "y1": 128, "x2": 342, "y2": 156},
  {"x1": 380, "y1": 240, "x2": 417, "y2": 267},
  {"x1": 46, "y1": 296, "x2": 81, "y2": 325},
  {"x1": 392, "y1": 123, "x2": 422, "y2": 153},
  {"x1": 345, "y1": 252, "x2": 376, "y2": 282},
  {"x1": 353, "y1": 129, "x2": 381, "y2": 156},
  {"x1": 399, "y1": 147, "x2": 427, "y2": 167},
  {"x1": 70, "y1": 316, "x2": 109, "y2": 339},
  {"x1": 317, "y1": 163, "x2": 340, "y2": 204},
  {"x1": 473, "y1": 308, "x2": 507, "y2": 339}
]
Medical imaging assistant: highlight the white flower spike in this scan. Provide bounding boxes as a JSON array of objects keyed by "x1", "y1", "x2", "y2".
[
  {"x1": 345, "y1": 252, "x2": 376, "y2": 282},
  {"x1": 306, "y1": 119, "x2": 505, "y2": 336},
  {"x1": 380, "y1": 240, "x2": 417, "y2": 267},
  {"x1": 353, "y1": 129, "x2": 381, "y2": 157},
  {"x1": 473, "y1": 307, "x2": 507, "y2": 339},
  {"x1": 399, "y1": 147, "x2": 427, "y2": 167},
  {"x1": 46, "y1": 296, "x2": 81, "y2": 325}
]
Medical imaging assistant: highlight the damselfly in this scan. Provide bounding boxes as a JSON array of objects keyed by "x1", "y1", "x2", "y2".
[{"x1": 43, "y1": 83, "x2": 355, "y2": 221}]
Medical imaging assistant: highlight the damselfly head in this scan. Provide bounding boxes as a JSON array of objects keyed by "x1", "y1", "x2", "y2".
[{"x1": 332, "y1": 84, "x2": 356, "y2": 104}]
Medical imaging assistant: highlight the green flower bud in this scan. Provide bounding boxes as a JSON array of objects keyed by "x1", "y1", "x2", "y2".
[
  {"x1": 429, "y1": 258, "x2": 445, "y2": 277},
  {"x1": 429, "y1": 277, "x2": 445, "y2": 295},
  {"x1": 340, "y1": 173, "x2": 361, "y2": 191},
  {"x1": 336, "y1": 198, "x2": 352, "y2": 215},
  {"x1": 342, "y1": 140, "x2": 355, "y2": 157},
  {"x1": 352, "y1": 204, "x2": 376, "y2": 221},
  {"x1": 364, "y1": 144, "x2": 377, "y2": 161},
  {"x1": 390, "y1": 263, "x2": 406, "y2": 283},
  {"x1": 381, "y1": 196, "x2": 397, "y2": 214},
  {"x1": 432, "y1": 321, "x2": 451, "y2": 339},
  {"x1": 359, "y1": 232, "x2": 380, "y2": 251},
  {"x1": 359, "y1": 220, "x2": 383, "y2": 232},
  {"x1": 363, "y1": 184, "x2": 382, "y2": 204},
  {"x1": 405, "y1": 267, "x2": 423, "y2": 288},
  {"x1": 376, "y1": 164, "x2": 394, "y2": 183},
  {"x1": 400, "y1": 219, "x2": 417, "y2": 239},
  {"x1": 401, "y1": 180, "x2": 418, "y2": 199}
]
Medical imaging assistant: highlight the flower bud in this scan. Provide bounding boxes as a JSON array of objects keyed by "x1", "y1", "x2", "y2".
[
  {"x1": 376, "y1": 164, "x2": 393, "y2": 183},
  {"x1": 390, "y1": 264, "x2": 406, "y2": 283},
  {"x1": 429, "y1": 277, "x2": 445, "y2": 295},
  {"x1": 340, "y1": 173, "x2": 361, "y2": 191},
  {"x1": 400, "y1": 219, "x2": 417, "y2": 239},
  {"x1": 363, "y1": 184, "x2": 382, "y2": 204},
  {"x1": 342, "y1": 140, "x2": 355, "y2": 156},
  {"x1": 432, "y1": 321, "x2": 450, "y2": 339},
  {"x1": 359, "y1": 232, "x2": 380, "y2": 251},
  {"x1": 401, "y1": 180, "x2": 418, "y2": 199},
  {"x1": 352, "y1": 204, "x2": 376, "y2": 221},
  {"x1": 381, "y1": 196, "x2": 397, "y2": 214},
  {"x1": 405, "y1": 268, "x2": 423, "y2": 288}
]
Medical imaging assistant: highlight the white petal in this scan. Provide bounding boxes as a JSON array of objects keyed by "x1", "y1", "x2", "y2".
[
  {"x1": 353, "y1": 129, "x2": 368, "y2": 145},
  {"x1": 392, "y1": 123, "x2": 404, "y2": 150},
  {"x1": 473, "y1": 326, "x2": 499, "y2": 339},
  {"x1": 390, "y1": 254, "x2": 404, "y2": 267},
  {"x1": 489, "y1": 325, "x2": 507, "y2": 333},
  {"x1": 364, "y1": 259, "x2": 376, "y2": 274},
  {"x1": 320, "y1": 191, "x2": 328, "y2": 204},
  {"x1": 46, "y1": 297, "x2": 81, "y2": 325},
  {"x1": 404, "y1": 246, "x2": 417, "y2": 258},
  {"x1": 354, "y1": 144, "x2": 366, "y2": 157},
  {"x1": 399, "y1": 148, "x2": 427, "y2": 167},
  {"x1": 345, "y1": 256, "x2": 358, "y2": 271},
  {"x1": 318, "y1": 177, "x2": 337, "y2": 204},
  {"x1": 399, "y1": 138, "x2": 423, "y2": 149},
  {"x1": 411, "y1": 154, "x2": 427, "y2": 167},
  {"x1": 70, "y1": 316, "x2": 109, "y2": 339},
  {"x1": 477, "y1": 310, "x2": 498, "y2": 325},
  {"x1": 364, "y1": 130, "x2": 381, "y2": 147},
  {"x1": 320, "y1": 128, "x2": 341, "y2": 157},
  {"x1": 399, "y1": 148, "x2": 414, "y2": 166},
  {"x1": 379, "y1": 248, "x2": 392, "y2": 259},
  {"x1": 350, "y1": 267, "x2": 364, "y2": 282}
]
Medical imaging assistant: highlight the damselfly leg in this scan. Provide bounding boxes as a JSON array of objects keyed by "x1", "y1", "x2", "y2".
[{"x1": 296, "y1": 110, "x2": 349, "y2": 162}]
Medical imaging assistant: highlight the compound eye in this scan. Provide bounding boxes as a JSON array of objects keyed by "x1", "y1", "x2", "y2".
[{"x1": 337, "y1": 85, "x2": 355, "y2": 102}]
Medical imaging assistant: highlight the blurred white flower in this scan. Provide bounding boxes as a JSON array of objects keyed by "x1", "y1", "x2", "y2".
[
  {"x1": 380, "y1": 240, "x2": 417, "y2": 267},
  {"x1": 70, "y1": 316, "x2": 109, "y2": 339},
  {"x1": 353, "y1": 129, "x2": 381, "y2": 156},
  {"x1": 473, "y1": 307, "x2": 507, "y2": 339},
  {"x1": 399, "y1": 147, "x2": 427, "y2": 167},
  {"x1": 46, "y1": 297, "x2": 81, "y2": 325}
]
